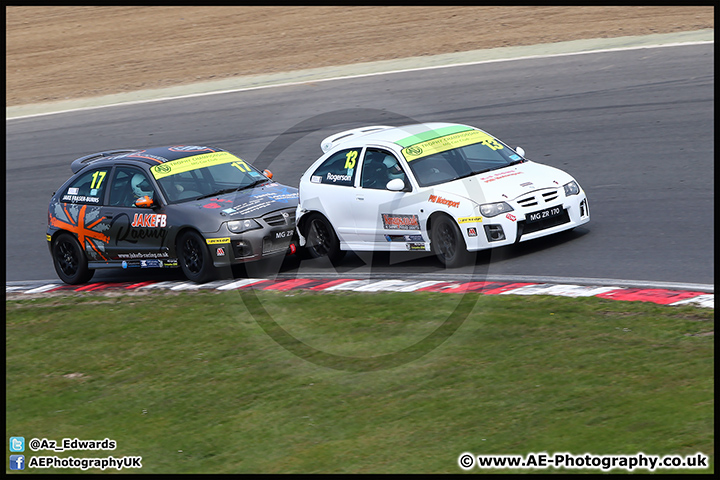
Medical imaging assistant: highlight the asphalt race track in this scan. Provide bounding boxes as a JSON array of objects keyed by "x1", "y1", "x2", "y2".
[{"x1": 6, "y1": 40, "x2": 714, "y2": 288}]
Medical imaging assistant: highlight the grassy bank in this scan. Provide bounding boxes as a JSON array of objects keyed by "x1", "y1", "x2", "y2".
[{"x1": 6, "y1": 290, "x2": 714, "y2": 473}]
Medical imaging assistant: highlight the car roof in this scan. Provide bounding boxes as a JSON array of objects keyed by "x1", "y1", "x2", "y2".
[
  {"x1": 70, "y1": 145, "x2": 226, "y2": 173},
  {"x1": 321, "y1": 122, "x2": 479, "y2": 153}
]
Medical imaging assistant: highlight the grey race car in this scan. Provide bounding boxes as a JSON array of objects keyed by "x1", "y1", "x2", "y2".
[{"x1": 47, "y1": 145, "x2": 298, "y2": 284}]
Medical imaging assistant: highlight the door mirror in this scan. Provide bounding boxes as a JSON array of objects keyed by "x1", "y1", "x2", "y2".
[
  {"x1": 515, "y1": 146, "x2": 525, "y2": 158},
  {"x1": 386, "y1": 178, "x2": 405, "y2": 191},
  {"x1": 263, "y1": 169, "x2": 273, "y2": 179},
  {"x1": 135, "y1": 195, "x2": 155, "y2": 208}
]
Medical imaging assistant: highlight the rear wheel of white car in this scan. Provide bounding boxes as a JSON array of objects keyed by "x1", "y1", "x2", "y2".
[
  {"x1": 177, "y1": 230, "x2": 216, "y2": 283},
  {"x1": 431, "y1": 215, "x2": 473, "y2": 268},
  {"x1": 303, "y1": 213, "x2": 345, "y2": 264}
]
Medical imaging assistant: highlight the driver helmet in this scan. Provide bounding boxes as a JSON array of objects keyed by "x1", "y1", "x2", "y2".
[
  {"x1": 131, "y1": 173, "x2": 153, "y2": 198},
  {"x1": 382, "y1": 155, "x2": 404, "y2": 180}
]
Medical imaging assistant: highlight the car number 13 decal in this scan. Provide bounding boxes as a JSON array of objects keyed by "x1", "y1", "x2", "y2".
[{"x1": 344, "y1": 150, "x2": 359, "y2": 169}]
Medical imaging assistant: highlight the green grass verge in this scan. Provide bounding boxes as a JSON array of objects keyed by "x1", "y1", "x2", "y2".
[{"x1": 6, "y1": 290, "x2": 714, "y2": 473}]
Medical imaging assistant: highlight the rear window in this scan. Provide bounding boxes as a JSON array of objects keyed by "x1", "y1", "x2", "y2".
[
  {"x1": 310, "y1": 148, "x2": 361, "y2": 186},
  {"x1": 61, "y1": 168, "x2": 109, "y2": 204}
]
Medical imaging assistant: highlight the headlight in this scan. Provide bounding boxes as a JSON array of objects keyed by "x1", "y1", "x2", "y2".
[
  {"x1": 564, "y1": 180, "x2": 580, "y2": 196},
  {"x1": 480, "y1": 201, "x2": 514, "y2": 217},
  {"x1": 227, "y1": 219, "x2": 262, "y2": 233}
]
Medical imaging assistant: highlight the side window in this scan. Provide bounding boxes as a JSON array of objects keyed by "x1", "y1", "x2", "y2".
[
  {"x1": 361, "y1": 149, "x2": 410, "y2": 191},
  {"x1": 109, "y1": 167, "x2": 156, "y2": 207},
  {"x1": 60, "y1": 168, "x2": 109, "y2": 205},
  {"x1": 310, "y1": 148, "x2": 361, "y2": 186}
]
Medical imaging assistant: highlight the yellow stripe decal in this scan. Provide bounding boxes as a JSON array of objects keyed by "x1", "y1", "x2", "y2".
[
  {"x1": 151, "y1": 152, "x2": 247, "y2": 179},
  {"x1": 401, "y1": 130, "x2": 502, "y2": 162}
]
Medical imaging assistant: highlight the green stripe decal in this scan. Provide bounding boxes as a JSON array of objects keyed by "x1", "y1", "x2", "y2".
[{"x1": 395, "y1": 125, "x2": 474, "y2": 148}]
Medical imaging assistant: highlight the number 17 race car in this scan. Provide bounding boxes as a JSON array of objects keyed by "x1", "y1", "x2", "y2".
[
  {"x1": 47, "y1": 145, "x2": 298, "y2": 284},
  {"x1": 295, "y1": 122, "x2": 589, "y2": 267}
]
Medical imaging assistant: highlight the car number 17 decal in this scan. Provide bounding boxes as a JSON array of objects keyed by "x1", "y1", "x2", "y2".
[
  {"x1": 231, "y1": 160, "x2": 252, "y2": 172},
  {"x1": 90, "y1": 170, "x2": 107, "y2": 189}
]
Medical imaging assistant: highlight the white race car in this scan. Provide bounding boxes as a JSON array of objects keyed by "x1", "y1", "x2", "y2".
[{"x1": 296, "y1": 122, "x2": 589, "y2": 267}]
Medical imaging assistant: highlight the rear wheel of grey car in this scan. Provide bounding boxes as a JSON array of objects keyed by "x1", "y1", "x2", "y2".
[
  {"x1": 177, "y1": 230, "x2": 216, "y2": 283},
  {"x1": 431, "y1": 215, "x2": 473, "y2": 269},
  {"x1": 52, "y1": 233, "x2": 95, "y2": 284},
  {"x1": 303, "y1": 213, "x2": 345, "y2": 264}
]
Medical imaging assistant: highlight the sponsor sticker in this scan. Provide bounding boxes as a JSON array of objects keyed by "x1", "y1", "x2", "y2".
[
  {"x1": 131, "y1": 213, "x2": 167, "y2": 228},
  {"x1": 458, "y1": 216, "x2": 483, "y2": 224},
  {"x1": 216, "y1": 247, "x2": 226, "y2": 257},
  {"x1": 140, "y1": 259, "x2": 163, "y2": 268},
  {"x1": 429, "y1": 194, "x2": 460, "y2": 208},
  {"x1": 384, "y1": 234, "x2": 424, "y2": 242},
  {"x1": 467, "y1": 227, "x2": 478, "y2": 237},
  {"x1": 206, "y1": 237, "x2": 230, "y2": 245},
  {"x1": 479, "y1": 170, "x2": 523, "y2": 183},
  {"x1": 381, "y1": 214, "x2": 420, "y2": 230}
]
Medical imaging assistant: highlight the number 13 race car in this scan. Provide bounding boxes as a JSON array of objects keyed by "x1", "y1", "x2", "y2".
[
  {"x1": 296, "y1": 122, "x2": 589, "y2": 267},
  {"x1": 48, "y1": 145, "x2": 298, "y2": 284}
]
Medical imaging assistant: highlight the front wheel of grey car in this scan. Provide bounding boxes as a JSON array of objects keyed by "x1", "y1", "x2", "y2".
[{"x1": 177, "y1": 230, "x2": 217, "y2": 283}]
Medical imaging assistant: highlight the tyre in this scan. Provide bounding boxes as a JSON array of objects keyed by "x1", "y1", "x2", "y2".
[
  {"x1": 52, "y1": 232, "x2": 95, "y2": 284},
  {"x1": 303, "y1": 213, "x2": 345, "y2": 264},
  {"x1": 177, "y1": 230, "x2": 216, "y2": 283},
  {"x1": 431, "y1": 215, "x2": 473, "y2": 268}
]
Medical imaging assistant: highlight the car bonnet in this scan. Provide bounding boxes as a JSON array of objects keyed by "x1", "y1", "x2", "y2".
[
  {"x1": 177, "y1": 182, "x2": 299, "y2": 219},
  {"x1": 433, "y1": 161, "x2": 575, "y2": 204}
]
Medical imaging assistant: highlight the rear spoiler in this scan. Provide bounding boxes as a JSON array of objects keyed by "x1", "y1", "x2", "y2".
[
  {"x1": 320, "y1": 125, "x2": 392, "y2": 153},
  {"x1": 70, "y1": 149, "x2": 136, "y2": 174}
]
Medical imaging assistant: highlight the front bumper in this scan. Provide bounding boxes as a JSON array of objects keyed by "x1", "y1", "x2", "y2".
[
  {"x1": 208, "y1": 208, "x2": 297, "y2": 266},
  {"x1": 463, "y1": 190, "x2": 589, "y2": 251}
]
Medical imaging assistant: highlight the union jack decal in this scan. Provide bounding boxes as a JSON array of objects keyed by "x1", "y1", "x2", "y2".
[{"x1": 49, "y1": 204, "x2": 110, "y2": 261}]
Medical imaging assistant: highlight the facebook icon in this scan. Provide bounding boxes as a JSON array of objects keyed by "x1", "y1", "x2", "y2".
[{"x1": 10, "y1": 454, "x2": 25, "y2": 470}]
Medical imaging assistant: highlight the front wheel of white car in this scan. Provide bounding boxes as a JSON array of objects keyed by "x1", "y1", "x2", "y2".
[
  {"x1": 303, "y1": 213, "x2": 345, "y2": 265},
  {"x1": 431, "y1": 215, "x2": 473, "y2": 268}
]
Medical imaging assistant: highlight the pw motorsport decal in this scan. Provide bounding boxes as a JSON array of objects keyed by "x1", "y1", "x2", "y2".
[
  {"x1": 381, "y1": 214, "x2": 420, "y2": 230},
  {"x1": 49, "y1": 203, "x2": 110, "y2": 261},
  {"x1": 150, "y1": 151, "x2": 254, "y2": 180},
  {"x1": 428, "y1": 194, "x2": 460, "y2": 208},
  {"x1": 399, "y1": 128, "x2": 504, "y2": 162}
]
